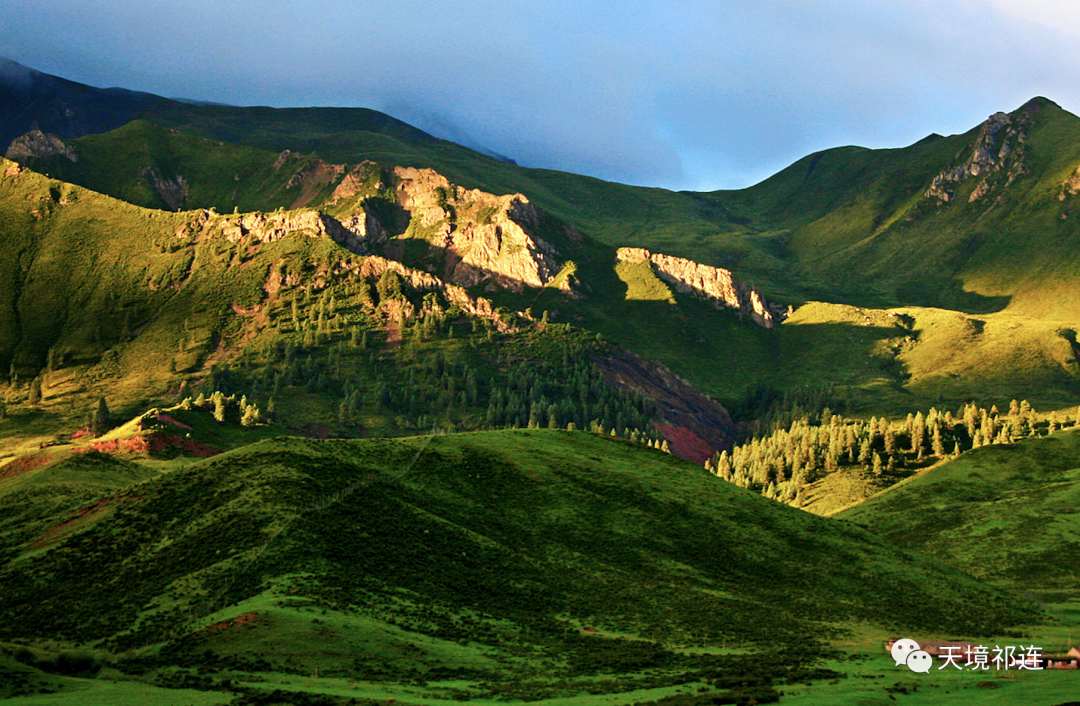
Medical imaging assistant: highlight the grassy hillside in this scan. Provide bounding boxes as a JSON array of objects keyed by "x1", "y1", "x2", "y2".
[
  {"x1": 838, "y1": 427, "x2": 1080, "y2": 601},
  {"x1": 0, "y1": 430, "x2": 1042, "y2": 702},
  {"x1": 9, "y1": 65, "x2": 1080, "y2": 318},
  {"x1": 6, "y1": 68, "x2": 1080, "y2": 424},
  {"x1": 711, "y1": 98, "x2": 1080, "y2": 319}
]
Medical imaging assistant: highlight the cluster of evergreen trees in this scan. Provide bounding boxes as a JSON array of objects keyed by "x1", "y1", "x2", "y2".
[
  {"x1": 184, "y1": 391, "x2": 263, "y2": 427},
  {"x1": 190, "y1": 275, "x2": 667, "y2": 441},
  {"x1": 707, "y1": 400, "x2": 1078, "y2": 506}
]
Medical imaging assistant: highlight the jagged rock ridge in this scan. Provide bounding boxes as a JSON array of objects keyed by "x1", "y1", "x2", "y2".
[
  {"x1": 386, "y1": 167, "x2": 566, "y2": 293},
  {"x1": 925, "y1": 101, "x2": 1040, "y2": 204},
  {"x1": 616, "y1": 247, "x2": 788, "y2": 328},
  {"x1": 177, "y1": 207, "x2": 519, "y2": 332}
]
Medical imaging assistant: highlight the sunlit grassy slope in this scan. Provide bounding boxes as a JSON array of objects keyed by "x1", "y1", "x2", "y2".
[
  {"x1": 143, "y1": 95, "x2": 1080, "y2": 324},
  {"x1": 10, "y1": 67, "x2": 1080, "y2": 318},
  {"x1": 8, "y1": 78, "x2": 1080, "y2": 416},
  {"x1": 711, "y1": 98, "x2": 1080, "y2": 318},
  {"x1": 838, "y1": 428, "x2": 1080, "y2": 601}
]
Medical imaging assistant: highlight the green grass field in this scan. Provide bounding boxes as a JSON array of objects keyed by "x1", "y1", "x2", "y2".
[
  {"x1": 839, "y1": 428, "x2": 1080, "y2": 602},
  {"x1": 0, "y1": 429, "x2": 1051, "y2": 703}
]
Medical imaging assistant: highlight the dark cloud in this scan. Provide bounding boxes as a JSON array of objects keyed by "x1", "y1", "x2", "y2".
[{"x1": 2, "y1": 1, "x2": 1079, "y2": 190}]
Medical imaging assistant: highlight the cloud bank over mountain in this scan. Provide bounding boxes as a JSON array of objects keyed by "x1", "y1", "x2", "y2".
[{"x1": 2, "y1": 0, "x2": 1078, "y2": 190}]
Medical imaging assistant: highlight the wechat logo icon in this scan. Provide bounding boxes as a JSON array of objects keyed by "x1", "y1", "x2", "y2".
[{"x1": 891, "y1": 638, "x2": 932, "y2": 673}]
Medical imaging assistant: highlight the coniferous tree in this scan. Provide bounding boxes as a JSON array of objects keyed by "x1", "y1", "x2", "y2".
[
  {"x1": 212, "y1": 391, "x2": 226, "y2": 423},
  {"x1": 27, "y1": 377, "x2": 42, "y2": 405},
  {"x1": 241, "y1": 404, "x2": 260, "y2": 427},
  {"x1": 932, "y1": 425, "x2": 945, "y2": 457},
  {"x1": 92, "y1": 397, "x2": 111, "y2": 435}
]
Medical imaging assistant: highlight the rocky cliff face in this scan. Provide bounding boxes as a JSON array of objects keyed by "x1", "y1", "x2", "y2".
[
  {"x1": 616, "y1": 248, "x2": 788, "y2": 328},
  {"x1": 387, "y1": 167, "x2": 565, "y2": 292},
  {"x1": 178, "y1": 208, "x2": 518, "y2": 333},
  {"x1": 4, "y1": 129, "x2": 78, "y2": 163},
  {"x1": 144, "y1": 167, "x2": 188, "y2": 211},
  {"x1": 925, "y1": 102, "x2": 1038, "y2": 204}
]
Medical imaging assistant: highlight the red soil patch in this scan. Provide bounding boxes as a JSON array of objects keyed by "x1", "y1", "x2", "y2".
[
  {"x1": 83, "y1": 432, "x2": 219, "y2": 458},
  {"x1": 32, "y1": 498, "x2": 111, "y2": 549},
  {"x1": 654, "y1": 424, "x2": 715, "y2": 465},
  {"x1": 0, "y1": 453, "x2": 52, "y2": 481},
  {"x1": 71, "y1": 428, "x2": 94, "y2": 440},
  {"x1": 204, "y1": 612, "x2": 259, "y2": 632}
]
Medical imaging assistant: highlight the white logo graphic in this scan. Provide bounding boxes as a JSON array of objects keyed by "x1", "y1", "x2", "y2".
[
  {"x1": 891, "y1": 638, "x2": 921, "y2": 667},
  {"x1": 906, "y1": 650, "x2": 933, "y2": 673}
]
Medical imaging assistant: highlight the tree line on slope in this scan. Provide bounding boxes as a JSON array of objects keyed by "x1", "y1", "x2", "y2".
[{"x1": 707, "y1": 398, "x2": 1077, "y2": 505}]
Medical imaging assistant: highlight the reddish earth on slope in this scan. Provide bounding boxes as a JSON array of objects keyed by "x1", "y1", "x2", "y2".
[
  {"x1": 204, "y1": 612, "x2": 260, "y2": 632},
  {"x1": 0, "y1": 453, "x2": 52, "y2": 481},
  {"x1": 654, "y1": 424, "x2": 714, "y2": 466},
  {"x1": 84, "y1": 432, "x2": 219, "y2": 458}
]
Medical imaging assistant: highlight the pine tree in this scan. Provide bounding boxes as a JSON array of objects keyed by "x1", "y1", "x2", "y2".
[
  {"x1": 92, "y1": 397, "x2": 111, "y2": 435},
  {"x1": 27, "y1": 377, "x2": 42, "y2": 405},
  {"x1": 932, "y1": 425, "x2": 945, "y2": 456},
  {"x1": 858, "y1": 438, "x2": 872, "y2": 466},
  {"x1": 241, "y1": 404, "x2": 260, "y2": 427},
  {"x1": 212, "y1": 392, "x2": 226, "y2": 423},
  {"x1": 872, "y1": 452, "x2": 883, "y2": 476}
]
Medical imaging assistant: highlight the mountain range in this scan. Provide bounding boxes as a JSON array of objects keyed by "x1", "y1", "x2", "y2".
[{"x1": 2, "y1": 58, "x2": 1080, "y2": 705}]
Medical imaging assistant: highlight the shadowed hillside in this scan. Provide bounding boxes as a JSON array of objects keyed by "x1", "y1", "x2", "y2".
[{"x1": 0, "y1": 430, "x2": 1041, "y2": 702}]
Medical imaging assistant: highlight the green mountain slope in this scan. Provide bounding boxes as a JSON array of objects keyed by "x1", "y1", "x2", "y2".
[
  {"x1": 837, "y1": 427, "x2": 1080, "y2": 600},
  {"x1": 5, "y1": 65, "x2": 1080, "y2": 416},
  {"x1": 0, "y1": 430, "x2": 1040, "y2": 699},
  {"x1": 712, "y1": 98, "x2": 1080, "y2": 318}
]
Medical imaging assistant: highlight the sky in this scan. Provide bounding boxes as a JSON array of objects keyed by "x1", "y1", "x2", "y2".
[{"x1": 3, "y1": 0, "x2": 1080, "y2": 191}]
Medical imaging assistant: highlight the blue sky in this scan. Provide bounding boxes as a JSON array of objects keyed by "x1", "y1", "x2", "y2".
[{"x1": 3, "y1": 0, "x2": 1079, "y2": 191}]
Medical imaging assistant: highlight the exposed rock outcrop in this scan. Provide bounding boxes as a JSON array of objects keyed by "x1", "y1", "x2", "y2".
[
  {"x1": 213, "y1": 210, "x2": 371, "y2": 254},
  {"x1": 1061, "y1": 164, "x2": 1080, "y2": 200},
  {"x1": 144, "y1": 168, "x2": 188, "y2": 211},
  {"x1": 4, "y1": 129, "x2": 77, "y2": 163},
  {"x1": 389, "y1": 167, "x2": 565, "y2": 292},
  {"x1": 616, "y1": 248, "x2": 788, "y2": 328},
  {"x1": 328, "y1": 162, "x2": 381, "y2": 203},
  {"x1": 925, "y1": 102, "x2": 1039, "y2": 204},
  {"x1": 175, "y1": 208, "x2": 518, "y2": 333}
]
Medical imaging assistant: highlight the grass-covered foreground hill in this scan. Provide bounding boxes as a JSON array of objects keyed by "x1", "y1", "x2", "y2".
[
  {"x1": 838, "y1": 427, "x2": 1080, "y2": 603},
  {"x1": 0, "y1": 430, "x2": 1042, "y2": 703}
]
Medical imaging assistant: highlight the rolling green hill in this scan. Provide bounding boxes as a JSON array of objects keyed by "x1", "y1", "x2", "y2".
[
  {"x1": 6, "y1": 62, "x2": 1080, "y2": 705},
  {"x1": 711, "y1": 98, "x2": 1080, "y2": 318},
  {"x1": 0, "y1": 430, "x2": 1042, "y2": 702},
  {"x1": 837, "y1": 427, "x2": 1080, "y2": 601}
]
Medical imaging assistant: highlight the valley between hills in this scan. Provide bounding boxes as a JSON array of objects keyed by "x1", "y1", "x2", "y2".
[{"x1": 2, "y1": 59, "x2": 1080, "y2": 705}]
